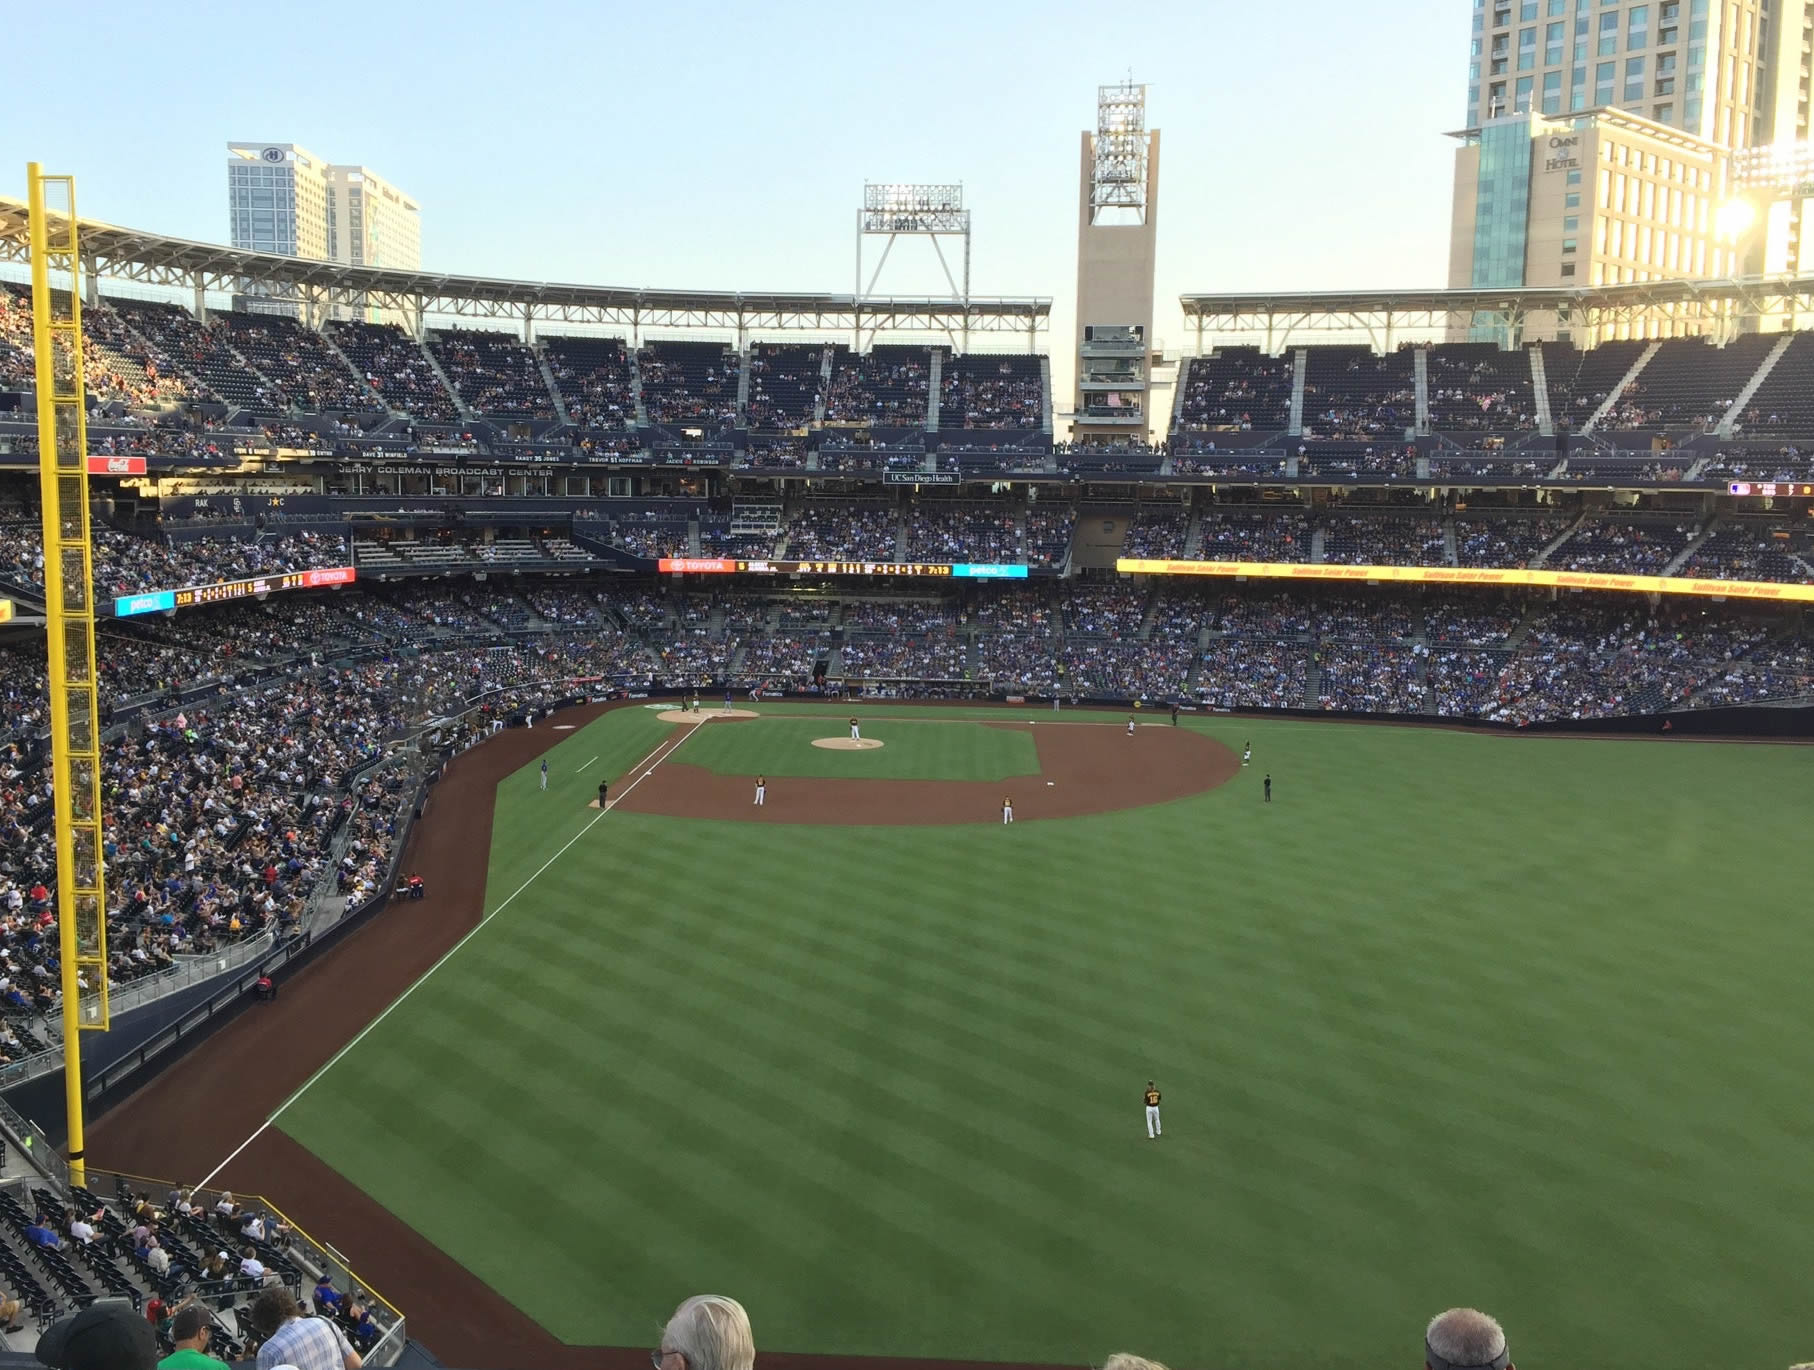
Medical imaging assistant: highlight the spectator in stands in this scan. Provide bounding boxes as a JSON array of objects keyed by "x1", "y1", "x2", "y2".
[
  {"x1": 240, "y1": 1210, "x2": 266, "y2": 1242},
  {"x1": 68, "y1": 1210, "x2": 97, "y2": 1244},
  {"x1": 1426, "y1": 1308, "x2": 1513, "y2": 1370},
  {"x1": 25, "y1": 1214, "x2": 61, "y2": 1249},
  {"x1": 656, "y1": 1295, "x2": 755, "y2": 1370},
  {"x1": 348, "y1": 1303, "x2": 381, "y2": 1352},
  {"x1": 237, "y1": 1245, "x2": 267, "y2": 1285},
  {"x1": 35, "y1": 1300, "x2": 159, "y2": 1370},
  {"x1": 250, "y1": 1286, "x2": 362, "y2": 1370},
  {"x1": 0, "y1": 1285, "x2": 20, "y2": 1334},
  {"x1": 145, "y1": 1235, "x2": 171, "y2": 1278},
  {"x1": 313, "y1": 1272, "x2": 344, "y2": 1318},
  {"x1": 160, "y1": 1306, "x2": 220, "y2": 1369}
]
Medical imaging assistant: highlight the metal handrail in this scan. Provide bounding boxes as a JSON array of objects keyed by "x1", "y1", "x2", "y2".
[
  {"x1": 82, "y1": 1168, "x2": 406, "y2": 1365},
  {"x1": 0, "y1": 933, "x2": 278, "y2": 1089}
]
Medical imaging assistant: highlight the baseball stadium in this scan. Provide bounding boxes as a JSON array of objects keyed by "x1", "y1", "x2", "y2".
[{"x1": 2, "y1": 13, "x2": 1814, "y2": 1370}]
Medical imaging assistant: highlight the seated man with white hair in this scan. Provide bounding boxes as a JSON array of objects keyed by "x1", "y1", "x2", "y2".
[
  {"x1": 653, "y1": 1295, "x2": 754, "y2": 1370},
  {"x1": 1425, "y1": 1307, "x2": 1513, "y2": 1370}
]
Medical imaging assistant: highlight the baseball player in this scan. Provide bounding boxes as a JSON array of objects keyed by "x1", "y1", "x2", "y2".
[
  {"x1": 1127, "y1": 716, "x2": 1136, "y2": 737},
  {"x1": 1263, "y1": 773, "x2": 1272, "y2": 802},
  {"x1": 1144, "y1": 1081, "x2": 1162, "y2": 1139},
  {"x1": 849, "y1": 716, "x2": 861, "y2": 741},
  {"x1": 754, "y1": 774, "x2": 766, "y2": 806},
  {"x1": 724, "y1": 688, "x2": 734, "y2": 714},
  {"x1": 1002, "y1": 796, "x2": 1013, "y2": 825},
  {"x1": 1243, "y1": 742, "x2": 1252, "y2": 767},
  {"x1": 539, "y1": 760, "x2": 548, "y2": 791}
]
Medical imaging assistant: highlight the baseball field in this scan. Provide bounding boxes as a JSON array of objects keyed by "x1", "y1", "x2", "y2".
[{"x1": 110, "y1": 703, "x2": 1814, "y2": 1370}]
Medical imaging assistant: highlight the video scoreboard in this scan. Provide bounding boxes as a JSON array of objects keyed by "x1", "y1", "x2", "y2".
[
  {"x1": 1729, "y1": 481, "x2": 1814, "y2": 497},
  {"x1": 658, "y1": 557, "x2": 1028, "y2": 579},
  {"x1": 114, "y1": 566, "x2": 356, "y2": 617}
]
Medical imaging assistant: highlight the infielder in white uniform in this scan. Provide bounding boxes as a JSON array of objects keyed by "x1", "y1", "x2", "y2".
[
  {"x1": 1127, "y1": 716, "x2": 1136, "y2": 737},
  {"x1": 754, "y1": 775, "x2": 766, "y2": 806},
  {"x1": 849, "y1": 717, "x2": 861, "y2": 741},
  {"x1": 1243, "y1": 743, "x2": 1252, "y2": 767},
  {"x1": 1144, "y1": 1081, "x2": 1162, "y2": 1138},
  {"x1": 1002, "y1": 796, "x2": 1013, "y2": 824}
]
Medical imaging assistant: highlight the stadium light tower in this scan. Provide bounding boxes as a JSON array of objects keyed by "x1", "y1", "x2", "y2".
[
  {"x1": 1730, "y1": 140, "x2": 1814, "y2": 270},
  {"x1": 1073, "y1": 80, "x2": 1160, "y2": 445},
  {"x1": 855, "y1": 183, "x2": 971, "y2": 346}
]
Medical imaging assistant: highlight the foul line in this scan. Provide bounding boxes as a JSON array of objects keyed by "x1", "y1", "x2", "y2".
[
  {"x1": 576, "y1": 755, "x2": 599, "y2": 772},
  {"x1": 194, "y1": 723, "x2": 700, "y2": 1191}
]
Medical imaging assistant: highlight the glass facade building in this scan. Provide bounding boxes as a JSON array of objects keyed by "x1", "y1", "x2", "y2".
[
  {"x1": 1471, "y1": 118, "x2": 1538, "y2": 286},
  {"x1": 226, "y1": 144, "x2": 421, "y2": 324}
]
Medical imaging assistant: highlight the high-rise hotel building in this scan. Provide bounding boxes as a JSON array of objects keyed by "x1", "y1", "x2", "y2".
[
  {"x1": 226, "y1": 143, "x2": 421, "y2": 324},
  {"x1": 1449, "y1": 0, "x2": 1814, "y2": 335}
]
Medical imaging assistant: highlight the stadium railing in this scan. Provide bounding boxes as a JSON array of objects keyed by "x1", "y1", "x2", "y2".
[
  {"x1": 0, "y1": 1096, "x2": 66, "y2": 1189},
  {"x1": 85, "y1": 1167, "x2": 407, "y2": 1365},
  {"x1": 0, "y1": 933, "x2": 279, "y2": 1090}
]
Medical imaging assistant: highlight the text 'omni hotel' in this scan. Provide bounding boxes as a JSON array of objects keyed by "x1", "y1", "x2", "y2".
[{"x1": 1450, "y1": 0, "x2": 1814, "y2": 340}]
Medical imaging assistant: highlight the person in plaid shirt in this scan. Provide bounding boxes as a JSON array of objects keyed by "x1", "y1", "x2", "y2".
[{"x1": 251, "y1": 1288, "x2": 362, "y2": 1370}]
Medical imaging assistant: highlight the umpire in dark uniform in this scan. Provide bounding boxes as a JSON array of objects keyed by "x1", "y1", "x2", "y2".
[{"x1": 598, "y1": 778, "x2": 609, "y2": 808}]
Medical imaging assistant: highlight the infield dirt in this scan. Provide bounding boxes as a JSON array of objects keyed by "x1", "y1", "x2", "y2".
[{"x1": 621, "y1": 720, "x2": 1236, "y2": 824}]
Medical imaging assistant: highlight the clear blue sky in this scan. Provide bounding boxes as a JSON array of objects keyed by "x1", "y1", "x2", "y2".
[{"x1": 4, "y1": 0, "x2": 1467, "y2": 369}]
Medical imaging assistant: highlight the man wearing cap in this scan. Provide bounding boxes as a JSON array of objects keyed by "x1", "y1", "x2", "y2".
[
  {"x1": 34, "y1": 1300, "x2": 159, "y2": 1370},
  {"x1": 158, "y1": 1306, "x2": 222, "y2": 1369},
  {"x1": 250, "y1": 1286, "x2": 362, "y2": 1370},
  {"x1": 1425, "y1": 1308, "x2": 1513, "y2": 1370},
  {"x1": 312, "y1": 1273, "x2": 343, "y2": 1318}
]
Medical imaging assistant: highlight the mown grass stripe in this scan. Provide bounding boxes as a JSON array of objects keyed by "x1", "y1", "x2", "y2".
[{"x1": 280, "y1": 710, "x2": 1814, "y2": 1369}]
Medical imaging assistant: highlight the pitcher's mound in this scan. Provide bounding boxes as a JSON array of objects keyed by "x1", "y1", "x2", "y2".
[
  {"x1": 813, "y1": 737, "x2": 885, "y2": 751},
  {"x1": 658, "y1": 709, "x2": 760, "y2": 724}
]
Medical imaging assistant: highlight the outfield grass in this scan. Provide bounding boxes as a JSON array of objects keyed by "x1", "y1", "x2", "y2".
[
  {"x1": 677, "y1": 715, "x2": 1039, "y2": 781},
  {"x1": 281, "y1": 707, "x2": 1814, "y2": 1369}
]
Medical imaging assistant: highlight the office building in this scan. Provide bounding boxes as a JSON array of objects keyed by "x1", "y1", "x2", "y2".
[
  {"x1": 324, "y1": 164, "x2": 422, "y2": 274},
  {"x1": 226, "y1": 142, "x2": 332, "y2": 262},
  {"x1": 226, "y1": 142, "x2": 421, "y2": 323},
  {"x1": 1450, "y1": 0, "x2": 1814, "y2": 338},
  {"x1": 1461, "y1": 0, "x2": 1809, "y2": 145}
]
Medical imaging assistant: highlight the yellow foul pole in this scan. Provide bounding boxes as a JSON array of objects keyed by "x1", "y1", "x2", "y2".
[{"x1": 27, "y1": 164, "x2": 109, "y2": 1187}]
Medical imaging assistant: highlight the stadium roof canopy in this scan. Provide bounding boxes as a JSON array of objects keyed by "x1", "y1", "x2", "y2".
[
  {"x1": 0, "y1": 197, "x2": 1050, "y2": 339},
  {"x1": 1179, "y1": 275, "x2": 1814, "y2": 346}
]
